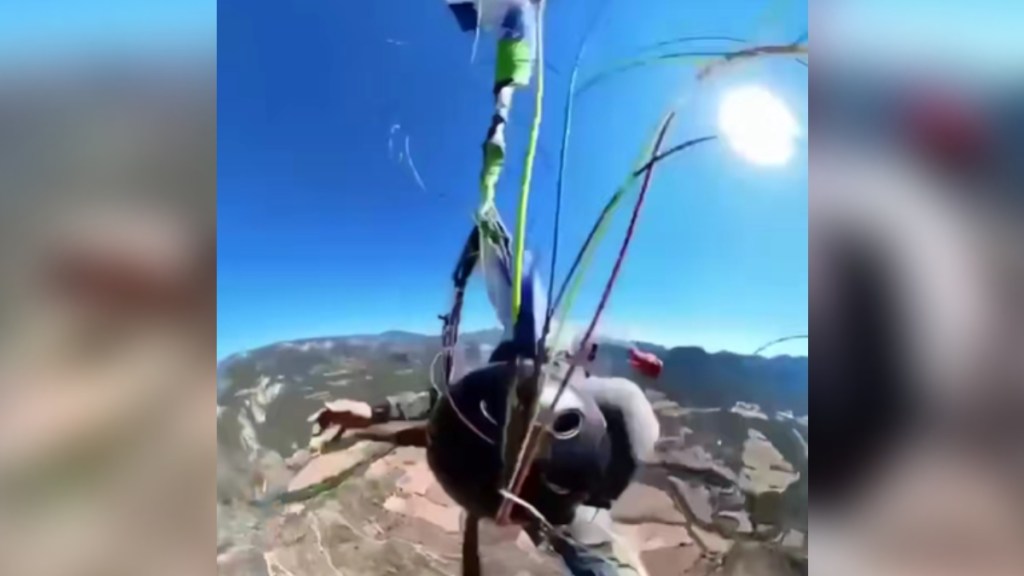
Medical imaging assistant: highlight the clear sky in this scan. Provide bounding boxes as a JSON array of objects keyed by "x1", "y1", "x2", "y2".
[
  {"x1": 217, "y1": 0, "x2": 809, "y2": 360},
  {"x1": 0, "y1": 0, "x2": 215, "y2": 65},
  {"x1": 822, "y1": 0, "x2": 1024, "y2": 81}
]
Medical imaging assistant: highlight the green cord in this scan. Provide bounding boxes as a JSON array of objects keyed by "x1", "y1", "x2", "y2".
[
  {"x1": 510, "y1": 0, "x2": 546, "y2": 323},
  {"x1": 549, "y1": 127, "x2": 660, "y2": 349},
  {"x1": 550, "y1": 38, "x2": 808, "y2": 343}
]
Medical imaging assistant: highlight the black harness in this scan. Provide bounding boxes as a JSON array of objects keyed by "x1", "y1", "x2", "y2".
[
  {"x1": 435, "y1": 225, "x2": 481, "y2": 408},
  {"x1": 432, "y1": 218, "x2": 553, "y2": 508},
  {"x1": 429, "y1": 222, "x2": 622, "y2": 575}
]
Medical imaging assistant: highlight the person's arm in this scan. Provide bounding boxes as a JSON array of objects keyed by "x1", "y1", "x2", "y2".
[
  {"x1": 348, "y1": 421, "x2": 429, "y2": 447},
  {"x1": 309, "y1": 391, "x2": 433, "y2": 451},
  {"x1": 313, "y1": 391, "x2": 433, "y2": 429}
]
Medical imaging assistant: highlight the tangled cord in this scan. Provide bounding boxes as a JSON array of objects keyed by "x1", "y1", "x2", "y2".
[
  {"x1": 540, "y1": 0, "x2": 611, "y2": 353},
  {"x1": 501, "y1": 29, "x2": 812, "y2": 521},
  {"x1": 429, "y1": 348, "x2": 495, "y2": 445},
  {"x1": 499, "y1": 489, "x2": 649, "y2": 575},
  {"x1": 439, "y1": 0, "x2": 811, "y2": 541},
  {"x1": 501, "y1": 112, "x2": 679, "y2": 520}
]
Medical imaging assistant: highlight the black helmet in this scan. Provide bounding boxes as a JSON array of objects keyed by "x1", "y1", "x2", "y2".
[{"x1": 426, "y1": 360, "x2": 611, "y2": 526}]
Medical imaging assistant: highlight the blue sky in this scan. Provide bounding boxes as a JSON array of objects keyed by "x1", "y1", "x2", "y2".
[
  {"x1": 823, "y1": 0, "x2": 1024, "y2": 80},
  {"x1": 217, "y1": 0, "x2": 809, "y2": 360},
  {"x1": 0, "y1": 0, "x2": 215, "y2": 65},
  {"x1": 8, "y1": 0, "x2": 1017, "y2": 361}
]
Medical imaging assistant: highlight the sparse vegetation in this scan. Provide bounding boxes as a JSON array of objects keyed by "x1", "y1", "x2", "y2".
[{"x1": 217, "y1": 330, "x2": 808, "y2": 576}]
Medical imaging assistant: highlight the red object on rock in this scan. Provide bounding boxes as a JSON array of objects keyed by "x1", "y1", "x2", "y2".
[{"x1": 628, "y1": 347, "x2": 663, "y2": 379}]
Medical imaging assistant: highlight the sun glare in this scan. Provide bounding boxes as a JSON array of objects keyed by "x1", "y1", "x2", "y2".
[{"x1": 717, "y1": 85, "x2": 800, "y2": 167}]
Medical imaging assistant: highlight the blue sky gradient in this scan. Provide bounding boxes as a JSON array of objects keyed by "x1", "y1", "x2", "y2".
[
  {"x1": 0, "y1": 0, "x2": 215, "y2": 65},
  {"x1": 215, "y1": 0, "x2": 809, "y2": 359}
]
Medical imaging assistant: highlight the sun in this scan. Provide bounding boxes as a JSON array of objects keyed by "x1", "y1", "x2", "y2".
[{"x1": 717, "y1": 86, "x2": 800, "y2": 167}]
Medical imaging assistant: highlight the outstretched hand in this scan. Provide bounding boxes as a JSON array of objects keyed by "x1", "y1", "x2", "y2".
[{"x1": 308, "y1": 399, "x2": 374, "y2": 451}]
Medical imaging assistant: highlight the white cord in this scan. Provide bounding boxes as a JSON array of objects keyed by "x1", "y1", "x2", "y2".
[
  {"x1": 497, "y1": 489, "x2": 646, "y2": 575},
  {"x1": 498, "y1": 489, "x2": 556, "y2": 533},
  {"x1": 430, "y1": 347, "x2": 496, "y2": 445},
  {"x1": 428, "y1": 348, "x2": 450, "y2": 397},
  {"x1": 470, "y1": 0, "x2": 482, "y2": 63},
  {"x1": 497, "y1": 1, "x2": 548, "y2": 524}
]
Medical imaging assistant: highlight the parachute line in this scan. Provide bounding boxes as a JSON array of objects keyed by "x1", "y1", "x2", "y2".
[
  {"x1": 635, "y1": 35, "x2": 748, "y2": 54},
  {"x1": 510, "y1": 0, "x2": 546, "y2": 323},
  {"x1": 752, "y1": 334, "x2": 808, "y2": 356},
  {"x1": 577, "y1": 44, "x2": 808, "y2": 96},
  {"x1": 552, "y1": 38, "x2": 809, "y2": 345},
  {"x1": 548, "y1": 134, "x2": 715, "y2": 350},
  {"x1": 504, "y1": 111, "x2": 678, "y2": 518},
  {"x1": 495, "y1": 0, "x2": 548, "y2": 524},
  {"x1": 576, "y1": 50, "x2": 735, "y2": 96},
  {"x1": 442, "y1": 1, "x2": 812, "y2": 531},
  {"x1": 541, "y1": 0, "x2": 611, "y2": 353},
  {"x1": 632, "y1": 135, "x2": 718, "y2": 176},
  {"x1": 548, "y1": 118, "x2": 668, "y2": 350},
  {"x1": 470, "y1": 0, "x2": 482, "y2": 62}
]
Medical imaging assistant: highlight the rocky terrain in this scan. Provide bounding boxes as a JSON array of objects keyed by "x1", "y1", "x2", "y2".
[{"x1": 217, "y1": 331, "x2": 808, "y2": 575}]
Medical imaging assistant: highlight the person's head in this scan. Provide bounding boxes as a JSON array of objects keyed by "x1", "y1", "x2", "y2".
[{"x1": 426, "y1": 360, "x2": 611, "y2": 526}]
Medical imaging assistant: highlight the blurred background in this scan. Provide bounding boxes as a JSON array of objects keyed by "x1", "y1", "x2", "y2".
[
  {"x1": 812, "y1": 1, "x2": 1024, "y2": 575},
  {"x1": 0, "y1": 2, "x2": 215, "y2": 576}
]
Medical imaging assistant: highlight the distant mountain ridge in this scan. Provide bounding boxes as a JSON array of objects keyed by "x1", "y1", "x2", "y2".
[
  {"x1": 217, "y1": 328, "x2": 810, "y2": 569},
  {"x1": 218, "y1": 329, "x2": 807, "y2": 415}
]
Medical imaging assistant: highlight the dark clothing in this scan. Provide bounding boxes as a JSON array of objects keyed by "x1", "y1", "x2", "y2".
[{"x1": 382, "y1": 362, "x2": 656, "y2": 576}]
